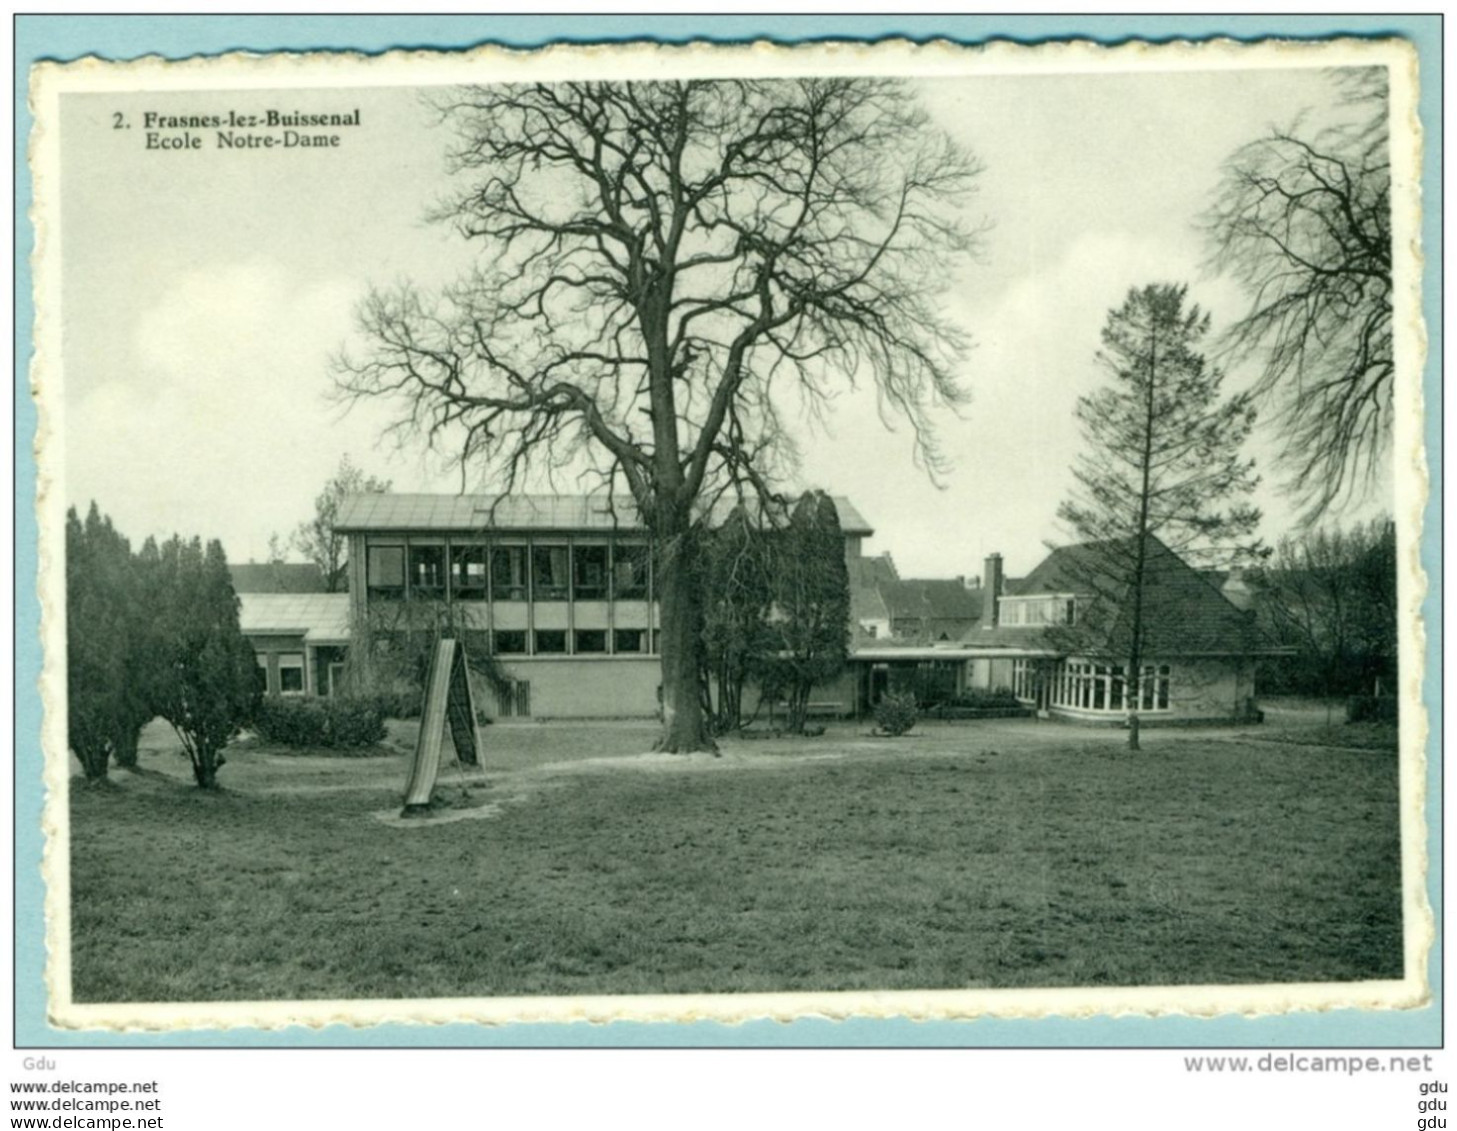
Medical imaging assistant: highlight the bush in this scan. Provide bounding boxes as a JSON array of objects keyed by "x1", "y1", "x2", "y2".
[
  {"x1": 370, "y1": 687, "x2": 423, "y2": 720},
  {"x1": 946, "y1": 688, "x2": 1021, "y2": 710},
  {"x1": 874, "y1": 691, "x2": 919, "y2": 737},
  {"x1": 1346, "y1": 695, "x2": 1398, "y2": 724},
  {"x1": 253, "y1": 696, "x2": 388, "y2": 750}
]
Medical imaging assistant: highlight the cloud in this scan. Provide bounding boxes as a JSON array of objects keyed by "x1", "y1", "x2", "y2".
[
  {"x1": 66, "y1": 259, "x2": 396, "y2": 560},
  {"x1": 799, "y1": 232, "x2": 1259, "y2": 577}
]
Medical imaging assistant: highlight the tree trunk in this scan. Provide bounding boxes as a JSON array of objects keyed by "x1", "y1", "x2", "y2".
[
  {"x1": 113, "y1": 726, "x2": 139, "y2": 770},
  {"x1": 191, "y1": 750, "x2": 219, "y2": 789},
  {"x1": 1128, "y1": 712, "x2": 1141, "y2": 752},
  {"x1": 78, "y1": 747, "x2": 109, "y2": 783},
  {"x1": 655, "y1": 535, "x2": 715, "y2": 754}
]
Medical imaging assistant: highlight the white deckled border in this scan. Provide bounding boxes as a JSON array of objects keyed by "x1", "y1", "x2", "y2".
[{"x1": 29, "y1": 34, "x2": 1430, "y2": 1034}]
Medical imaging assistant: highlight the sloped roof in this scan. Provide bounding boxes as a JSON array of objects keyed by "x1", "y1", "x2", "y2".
[
  {"x1": 848, "y1": 553, "x2": 899, "y2": 588},
  {"x1": 882, "y1": 579, "x2": 984, "y2": 624},
  {"x1": 847, "y1": 554, "x2": 897, "y2": 626},
  {"x1": 982, "y1": 536, "x2": 1266, "y2": 657},
  {"x1": 229, "y1": 562, "x2": 328, "y2": 594},
  {"x1": 336, "y1": 493, "x2": 874, "y2": 536},
  {"x1": 959, "y1": 625, "x2": 1062, "y2": 654},
  {"x1": 238, "y1": 593, "x2": 351, "y2": 644}
]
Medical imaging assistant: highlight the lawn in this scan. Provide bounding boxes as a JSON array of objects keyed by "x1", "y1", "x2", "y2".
[{"x1": 68, "y1": 719, "x2": 1403, "y2": 1002}]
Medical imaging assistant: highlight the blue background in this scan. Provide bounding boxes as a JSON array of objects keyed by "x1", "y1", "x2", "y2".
[{"x1": 13, "y1": 14, "x2": 1442, "y2": 1049}]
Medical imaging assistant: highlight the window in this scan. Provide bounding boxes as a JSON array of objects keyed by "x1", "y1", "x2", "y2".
[
  {"x1": 491, "y1": 546, "x2": 528, "y2": 601},
  {"x1": 613, "y1": 628, "x2": 646, "y2": 654},
  {"x1": 575, "y1": 629, "x2": 607, "y2": 654},
  {"x1": 255, "y1": 653, "x2": 270, "y2": 695},
  {"x1": 1050, "y1": 660, "x2": 1171, "y2": 713},
  {"x1": 1137, "y1": 664, "x2": 1172, "y2": 711},
  {"x1": 534, "y1": 629, "x2": 567, "y2": 654},
  {"x1": 278, "y1": 653, "x2": 305, "y2": 695},
  {"x1": 366, "y1": 545, "x2": 405, "y2": 599},
  {"x1": 612, "y1": 543, "x2": 649, "y2": 599},
  {"x1": 573, "y1": 544, "x2": 608, "y2": 599},
  {"x1": 532, "y1": 545, "x2": 570, "y2": 601},
  {"x1": 493, "y1": 629, "x2": 527, "y2": 654},
  {"x1": 1000, "y1": 596, "x2": 1076, "y2": 627},
  {"x1": 451, "y1": 545, "x2": 488, "y2": 600},
  {"x1": 1013, "y1": 659, "x2": 1034, "y2": 701},
  {"x1": 408, "y1": 544, "x2": 446, "y2": 599}
]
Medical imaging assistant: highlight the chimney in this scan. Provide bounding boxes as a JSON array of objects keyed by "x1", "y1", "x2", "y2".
[
  {"x1": 983, "y1": 553, "x2": 1003, "y2": 627},
  {"x1": 1222, "y1": 568, "x2": 1254, "y2": 611}
]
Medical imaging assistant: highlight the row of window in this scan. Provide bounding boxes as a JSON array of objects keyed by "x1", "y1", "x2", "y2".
[
  {"x1": 366, "y1": 540, "x2": 650, "y2": 603},
  {"x1": 493, "y1": 628, "x2": 653, "y2": 656},
  {"x1": 1013, "y1": 659, "x2": 1172, "y2": 712},
  {"x1": 999, "y1": 596, "x2": 1077, "y2": 627}
]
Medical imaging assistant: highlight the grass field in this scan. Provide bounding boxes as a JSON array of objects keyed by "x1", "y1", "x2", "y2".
[{"x1": 68, "y1": 717, "x2": 1403, "y2": 1002}]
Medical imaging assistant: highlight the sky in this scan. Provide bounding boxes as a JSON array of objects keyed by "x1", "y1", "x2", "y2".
[{"x1": 55, "y1": 59, "x2": 1391, "y2": 580}]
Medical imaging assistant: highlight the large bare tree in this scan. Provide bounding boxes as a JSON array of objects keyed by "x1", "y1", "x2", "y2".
[
  {"x1": 1203, "y1": 68, "x2": 1392, "y2": 519},
  {"x1": 335, "y1": 78, "x2": 981, "y2": 751},
  {"x1": 292, "y1": 454, "x2": 391, "y2": 592}
]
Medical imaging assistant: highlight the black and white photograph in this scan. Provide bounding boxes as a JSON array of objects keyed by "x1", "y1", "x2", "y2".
[{"x1": 30, "y1": 36, "x2": 1427, "y2": 1034}]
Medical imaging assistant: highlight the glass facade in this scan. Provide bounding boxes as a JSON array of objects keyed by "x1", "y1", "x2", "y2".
[
  {"x1": 491, "y1": 546, "x2": 528, "y2": 601},
  {"x1": 408, "y1": 544, "x2": 447, "y2": 599},
  {"x1": 573, "y1": 545, "x2": 609, "y2": 599},
  {"x1": 359, "y1": 535, "x2": 655, "y2": 656},
  {"x1": 532, "y1": 545, "x2": 571, "y2": 601},
  {"x1": 366, "y1": 545, "x2": 405, "y2": 599},
  {"x1": 999, "y1": 596, "x2": 1077, "y2": 626},
  {"x1": 451, "y1": 545, "x2": 488, "y2": 599},
  {"x1": 1014, "y1": 658, "x2": 1172, "y2": 713}
]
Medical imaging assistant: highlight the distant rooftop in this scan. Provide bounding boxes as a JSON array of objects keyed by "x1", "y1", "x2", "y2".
[
  {"x1": 335, "y1": 493, "x2": 874, "y2": 536},
  {"x1": 238, "y1": 593, "x2": 351, "y2": 644},
  {"x1": 229, "y1": 562, "x2": 329, "y2": 594}
]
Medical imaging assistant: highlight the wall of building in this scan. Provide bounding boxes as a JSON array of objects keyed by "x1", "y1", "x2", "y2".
[
  {"x1": 1168, "y1": 657, "x2": 1257, "y2": 722},
  {"x1": 248, "y1": 633, "x2": 307, "y2": 696},
  {"x1": 476, "y1": 656, "x2": 663, "y2": 719},
  {"x1": 965, "y1": 657, "x2": 1016, "y2": 693}
]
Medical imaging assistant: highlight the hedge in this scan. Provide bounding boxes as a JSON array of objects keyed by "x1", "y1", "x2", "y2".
[
  {"x1": 253, "y1": 696, "x2": 388, "y2": 750},
  {"x1": 1346, "y1": 695, "x2": 1398, "y2": 724}
]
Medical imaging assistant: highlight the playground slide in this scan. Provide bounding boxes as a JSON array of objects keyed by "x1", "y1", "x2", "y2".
[{"x1": 401, "y1": 638, "x2": 481, "y2": 817}]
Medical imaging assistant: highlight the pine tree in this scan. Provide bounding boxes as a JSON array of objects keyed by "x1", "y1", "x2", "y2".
[{"x1": 1057, "y1": 284, "x2": 1263, "y2": 750}]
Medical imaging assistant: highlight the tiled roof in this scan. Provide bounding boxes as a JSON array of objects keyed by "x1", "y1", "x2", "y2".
[
  {"x1": 958, "y1": 626, "x2": 1060, "y2": 654},
  {"x1": 976, "y1": 536, "x2": 1266, "y2": 657},
  {"x1": 848, "y1": 553, "x2": 899, "y2": 587},
  {"x1": 335, "y1": 493, "x2": 874, "y2": 536},
  {"x1": 882, "y1": 579, "x2": 984, "y2": 623},
  {"x1": 847, "y1": 554, "x2": 897, "y2": 626},
  {"x1": 229, "y1": 562, "x2": 329, "y2": 594},
  {"x1": 238, "y1": 593, "x2": 351, "y2": 643}
]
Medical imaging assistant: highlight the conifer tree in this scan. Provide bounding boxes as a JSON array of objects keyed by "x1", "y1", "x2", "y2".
[
  {"x1": 1057, "y1": 284, "x2": 1263, "y2": 750},
  {"x1": 151, "y1": 536, "x2": 259, "y2": 788},
  {"x1": 763, "y1": 492, "x2": 851, "y2": 734},
  {"x1": 65, "y1": 505, "x2": 129, "y2": 782},
  {"x1": 699, "y1": 505, "x2": 776, "y2": 733}
]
